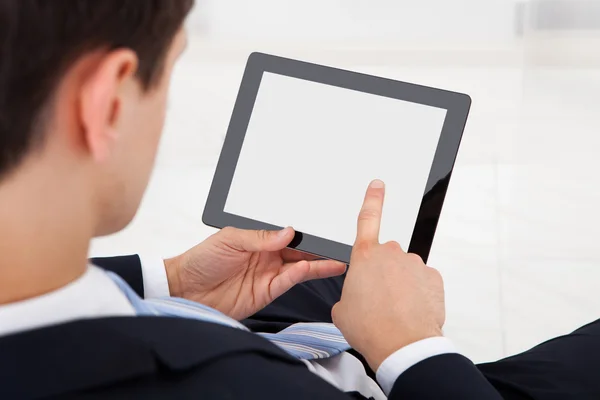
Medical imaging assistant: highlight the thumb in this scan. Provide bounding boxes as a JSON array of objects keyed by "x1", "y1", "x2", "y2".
[
  {"x1": 331, "y1": 302, "x2": 343, "y2": 328},
  {"x1": 221, "y1": 227, "x2": 295, "y2": 252}
]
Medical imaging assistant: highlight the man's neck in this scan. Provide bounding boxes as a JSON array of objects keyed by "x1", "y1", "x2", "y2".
[{"x1": 0, "y1": 161, "x2": 93, "y2": 304}]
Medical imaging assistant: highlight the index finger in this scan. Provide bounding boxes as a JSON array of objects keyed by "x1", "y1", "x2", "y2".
[{"x1": 355, "y1": 180, "x2": 385, "y2": 245}]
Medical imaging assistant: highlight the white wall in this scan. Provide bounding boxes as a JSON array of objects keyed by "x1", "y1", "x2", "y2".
[{"x1": 190, "y1": 0, "x2": 520, "y2": 45}]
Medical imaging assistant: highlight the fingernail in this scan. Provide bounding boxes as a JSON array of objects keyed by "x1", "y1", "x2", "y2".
[
  {"x1": 370, "y1": 179, "x2": 385, "y2": 189},
  {"x1": 278, "y1": 227, "x2": 291, "y2": 237}
]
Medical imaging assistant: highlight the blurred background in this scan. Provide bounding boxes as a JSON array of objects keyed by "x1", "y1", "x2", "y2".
[{"x1": 90, "y1": 0, "x2": 600, "y2": 364}]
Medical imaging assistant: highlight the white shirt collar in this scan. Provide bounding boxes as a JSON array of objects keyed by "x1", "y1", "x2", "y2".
[{"x1": 0, "y1": 266, "x2": 135, "y2": 337}]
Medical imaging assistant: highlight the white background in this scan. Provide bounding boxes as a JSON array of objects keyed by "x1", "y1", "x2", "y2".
[
  {"x1": 225, "y1": 73, "x2": 447, "y2": 248},
  {"x1": 91, "y1": 0, "x2": 600, "y2": 365}
]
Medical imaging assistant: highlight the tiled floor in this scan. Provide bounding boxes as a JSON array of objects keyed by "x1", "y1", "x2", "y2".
[{"x1": 90, "y1": 38, "x2": 600, "y2": 365}]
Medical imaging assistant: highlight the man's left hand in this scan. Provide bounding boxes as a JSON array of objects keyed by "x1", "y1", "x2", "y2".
[{"x1": 164, "y1": 227, "x2": 347, "y2": 320}]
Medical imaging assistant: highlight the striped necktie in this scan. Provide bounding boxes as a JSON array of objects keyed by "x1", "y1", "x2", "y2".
[{"x1": 107, "y1": 271, "x2": 350, "y2": 360}]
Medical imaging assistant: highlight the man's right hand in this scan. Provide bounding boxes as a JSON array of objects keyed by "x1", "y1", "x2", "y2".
[{"x1": 332, "y1": 180, "x2": 446, "y2": 372}]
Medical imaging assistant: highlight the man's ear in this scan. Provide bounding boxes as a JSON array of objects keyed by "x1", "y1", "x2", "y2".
[{"x1": 79, "y1": 50, "x2": 139, "y2": 162}]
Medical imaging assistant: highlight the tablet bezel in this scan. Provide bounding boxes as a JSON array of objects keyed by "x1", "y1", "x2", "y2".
[{"x1": 203, "y1": 52, "x2": 471, "y2": 264}]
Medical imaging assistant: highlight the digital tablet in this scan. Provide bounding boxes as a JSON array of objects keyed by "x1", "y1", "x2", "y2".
[{"x1": 203, "y1": 52, "x2": 471, "y2": 264}]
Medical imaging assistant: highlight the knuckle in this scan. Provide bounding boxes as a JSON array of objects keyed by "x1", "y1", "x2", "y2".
[
  {"x1": 358, "y1": 208, "x2": 381, "y2": 222},
  {"x1": 367, "y1": 188, "x2": 385, "y2": 199},
  {"x1": 428, "y1": 267, "x2": 440, "y2": 278},
  {"x1": 220, "y1": 226, "x2": 236, "y2": 236},
  {"x1": 428, "y1": 267, "x2": 444, "y2": 284},
  {"x1": 407, "y1": 253, "x2": 424, "y2": 265},
  {"x1": 331, "y1": 303, "x2": 342, "y2": 324},
  {"x1": 384, "y1": 241, "x2": 403, "y2": 253},
  {"x1": 353, "y1": 241, "x2": 373, "y2": 258},
  {"x1": 257, "y1": 229, "x2": 270, "y2": 241}
]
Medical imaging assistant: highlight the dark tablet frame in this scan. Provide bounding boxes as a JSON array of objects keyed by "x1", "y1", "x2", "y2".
[{"x1": 203, "y1": 52, "x2": 471, "y2": 264}]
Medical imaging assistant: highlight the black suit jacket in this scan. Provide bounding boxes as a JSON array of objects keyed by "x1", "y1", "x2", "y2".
[{"x1": 0, "y1": 256, "x2": 504, "y2": 399}]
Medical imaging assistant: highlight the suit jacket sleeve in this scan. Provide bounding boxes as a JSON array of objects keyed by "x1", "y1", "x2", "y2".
[
  {"x1": 388, "y1": 353, "x2": 503, "y2": 399},
  {"x1": 91, "y1": 255, "x2": 145, "y2": 298}
]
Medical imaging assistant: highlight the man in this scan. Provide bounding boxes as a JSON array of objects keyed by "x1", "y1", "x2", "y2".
[{"x1": 0, "y1": 1, "x2": 599, "y2": 399}]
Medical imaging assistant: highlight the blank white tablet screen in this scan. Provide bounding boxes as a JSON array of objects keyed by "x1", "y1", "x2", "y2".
[{"x1": 225, "y1": 72, "x2": 448, "y2": 247}]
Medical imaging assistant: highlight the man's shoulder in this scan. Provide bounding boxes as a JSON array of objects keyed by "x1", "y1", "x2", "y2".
[{"x1": 0, "y1": 316, "x2": 347, "y2": 399}]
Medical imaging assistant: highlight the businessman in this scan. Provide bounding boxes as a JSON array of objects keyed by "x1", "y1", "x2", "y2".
[{"x1": 1, "y1": 1, "x2": 600, "y2": 399}]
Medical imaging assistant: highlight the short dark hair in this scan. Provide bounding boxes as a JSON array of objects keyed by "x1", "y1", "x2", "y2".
[{"x1": 0, "y1": 0, "x2": 194, "y2": 179}]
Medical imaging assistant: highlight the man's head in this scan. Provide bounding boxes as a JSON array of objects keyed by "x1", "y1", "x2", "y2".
[{"x1": 0, "y1": 0, "x2": 193, "y2": 236}]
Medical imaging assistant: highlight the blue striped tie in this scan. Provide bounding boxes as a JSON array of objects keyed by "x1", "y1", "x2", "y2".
[{"x1": 107, "y1": 271, "x2": 351, "y2": 360}]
